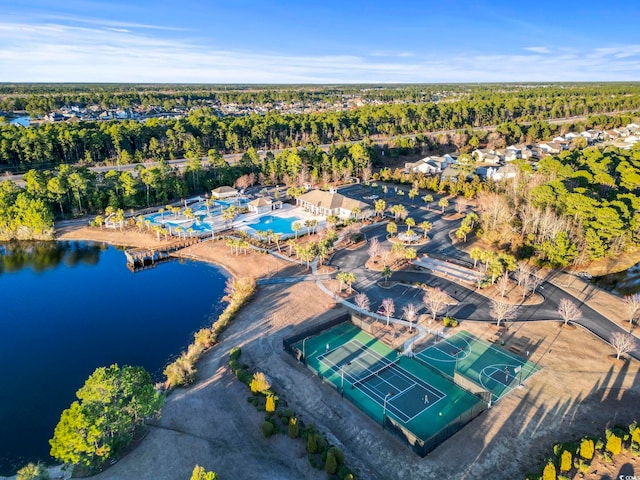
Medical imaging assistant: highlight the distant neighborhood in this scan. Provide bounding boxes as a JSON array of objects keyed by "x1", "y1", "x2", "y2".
[
  {"x1": 1, "y1": 91, "x2": 449, "y2": 127},
  {"x1": 405, "y1": 123, "x2": 640, "y2": 182}
]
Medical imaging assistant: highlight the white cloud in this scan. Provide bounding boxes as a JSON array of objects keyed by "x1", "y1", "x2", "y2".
[
  {"x1": 524, "y1": 46, "x2": 551, "y2": 54},
  {"x1": 1, "y1": 21, "x2": 640, "y2": 83}
]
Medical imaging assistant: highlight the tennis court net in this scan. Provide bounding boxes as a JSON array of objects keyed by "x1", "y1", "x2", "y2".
[{"x1": 352, "y1": 357, "x2": 400, "y2": 388}]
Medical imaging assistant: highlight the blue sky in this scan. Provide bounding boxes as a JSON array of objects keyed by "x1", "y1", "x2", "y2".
[{"x1": 2, "y1": 0, "x2": 640, "y2": 83}]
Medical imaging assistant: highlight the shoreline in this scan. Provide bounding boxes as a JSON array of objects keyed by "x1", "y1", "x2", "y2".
[
  {"x1": 56, "y1": 225, "x2": 292, "y2": 281},
  {"x1": 0, "y1": 225, "x2": 292, "y2": 479}
]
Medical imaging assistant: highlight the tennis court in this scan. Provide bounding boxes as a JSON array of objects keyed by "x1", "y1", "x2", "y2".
[
  {"x1": 291, "y1": 322, "x2": 484, "y2": 447},
  {"x1": 415, "y1": 330, "x2": 541, "y2": 403}
]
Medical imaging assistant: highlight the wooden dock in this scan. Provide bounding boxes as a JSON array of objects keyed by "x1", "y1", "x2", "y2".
[{"x1": 125, "y1": 238, "x2": 200, "y2": 271}]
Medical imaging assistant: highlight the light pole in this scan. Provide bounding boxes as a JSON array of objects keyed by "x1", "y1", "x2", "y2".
[{"x1": 382, "y1": 392, "x2": 393, "y2": 426}]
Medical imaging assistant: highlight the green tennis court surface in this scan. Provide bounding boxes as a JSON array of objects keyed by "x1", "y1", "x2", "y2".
[
  {"x1": 292, "y1": 322, "x2": 483, "y2": 445},
  {"x1": 415, "y1": 330, "x2": 541, "y2": 403}
]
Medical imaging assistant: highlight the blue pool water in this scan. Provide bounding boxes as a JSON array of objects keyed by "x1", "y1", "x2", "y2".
[
  {"x1": 248, "y1": 216, "x2": 302, "y2": 235},
  {"x1": 0, "y1": 242, "x2": 227, "y2": 475}
]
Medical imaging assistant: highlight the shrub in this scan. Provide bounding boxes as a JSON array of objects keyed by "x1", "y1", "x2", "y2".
[
  {"x1": 229, "y1": 346, "x2": 242, "y2": 361},
  {"x1": 328, "y1": 446, "x2": 345, "y2": 466},
  {"x1": 606, "y1": 433, "x2": 622, "y2": 455},
  {"x1": 307, "y1": 434, "x2": 318, "y2": 454},
  {"x1": 261, "y1": 421, "x2": 275, "y2": 438},
  {"x1": 16, "y1": 462, "x2": 50, "y2": 480},
  {"x1": 250, "y1": 372, "x2": 271, "y2": 394},
  {"x1": 266, "y1": 394, "x2": 277, "y2": 413},
  {"x1": 288, "y1": 417, "x2": 299, "y2": 439},
  {"x1": 595, "y1": 438, "x2": 604, "y2": 450},
  {"x1": 194, "y1": 327, "x2": 216, "y2": 349},
  {"x1": 542, "y1": 461, "x2": 556, "y2": 480},
  {"x1": 633, "y1": 427, "x2": 640, "y2": 445},
  {"x1": 579, "y1": 438, "x2": 594, "y2": 460},
  {"x1": 579, "y1": 460, "x2": 590, "y2": 473},
  {"x1": 190, "y1": 465, "x2": 218, "y2": 480},
  {"x1": 442, "y1": 316, "x2": 459, "y2": 327},
  {"x1": 237, "y1": 368, "x2": 253, "y2": 386},
  {"x1": 325, "y1": 451, "x2": 338, "y2": 475},
  {"x1": 163, "y1": 354, "x2": 196, "y2": 388},
  {"x1": 343, "y1": 475, "x2": 355, "y2": 480},
  {"x1": 559, "y1": 450, "x2": 572, "y2": 472}
]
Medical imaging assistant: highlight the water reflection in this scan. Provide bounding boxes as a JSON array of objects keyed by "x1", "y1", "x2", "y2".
[{"x1": 0, "y1": 241, "x2": 106, "y2": 275}]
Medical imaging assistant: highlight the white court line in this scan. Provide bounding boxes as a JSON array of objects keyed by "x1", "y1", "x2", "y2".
[
  {"x1": 455, "y1": 330, "x2": 532, "y2": 365},
  {"x1": 395, "y1": 385, "x2": 447, "y2": 423},
  {"x1": 319, "y1": 337, "x2": 447, "y2": 423}
]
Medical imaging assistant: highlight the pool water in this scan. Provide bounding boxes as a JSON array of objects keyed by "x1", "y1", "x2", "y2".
[{"x1": 248, "y1": 216, "x2": 302, "y2": 235}]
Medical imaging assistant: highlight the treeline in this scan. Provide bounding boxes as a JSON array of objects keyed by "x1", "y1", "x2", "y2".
[
  {"x1": 474, "y1": 145, "x2": 640, "y2": 266},
  {"x1": 2, "y1": 89, "x2": 640, "y2": 171},
  {"x1": 0, "y1": 142, "x2": 376, "y2": 239},
  {"x1": 0, "y1": 83, "x2": 443, "y2": 114}
]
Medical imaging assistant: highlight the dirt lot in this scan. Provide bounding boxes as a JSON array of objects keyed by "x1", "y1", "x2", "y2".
[
  {"x1": 86, "y1": 279, "x2": 640, "y2": 480},
  {"x1": 54, "y1": 226, "x2": 640, "y2": 480}
]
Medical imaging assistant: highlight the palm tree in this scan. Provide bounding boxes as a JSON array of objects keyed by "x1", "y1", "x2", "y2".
[
  {"x1": 374, "y1": 199, "x2": 386, "y2": 219},
  {"x1": 386, "y1": 222, "x2": 398, "y2": 237},
  {"x1": 419, "y1": 221, "x2": 432, "y2": 238},
  {"x1": 381, "y1": 266, "x2": 392, "y2": 285},
  {"x1": 470, "y1": 247, "x2": 483, "y2": 269},
  {"x1": 390, "y1": 204, "x2": 407, "y2": 221},
  {"x1": 271, "y1": 232, "x2": 282, "y2": 252},
  {"x1": 336, "y1": 271, "x2": 348, "y2": 293},
  {"x1": 405, "y1": 217, "x2": 415, "y2": 233},
  {"x1": 408, "y1": 188, "x2": 419, "y2": 204},
  {"x1": 292, "y1": 221, "x2": 302, "y2": 239},
  {"x1": 422, "y1": 194, "x2": 433, "y2": 209},
  {"x1": 404, "y1": 247, "x2": 417, "y2": 263},
  {"x1": 344, "y1": 272, "x2": 356, "y2": 294}
]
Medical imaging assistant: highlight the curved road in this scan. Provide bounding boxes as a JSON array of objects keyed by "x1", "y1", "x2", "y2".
[{"x1": 328, "y1": 193, "x2": 640, "y2": 359}]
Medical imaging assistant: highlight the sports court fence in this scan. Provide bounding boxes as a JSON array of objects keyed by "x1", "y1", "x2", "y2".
[
  {"x1": 413, "y1": 354, "x2": 493, "y2": 404},
  {"x1": 383, "y1": 398, "x2": 487, "y2": 457},
  {"x1": 283, "y1": 313, "x2": 350, "y2": 364}
]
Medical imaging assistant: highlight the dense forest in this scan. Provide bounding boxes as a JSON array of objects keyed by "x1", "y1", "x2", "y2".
[
  {"x1": 1, "y1": 85, "x2": 640, "y2": 172},
  {"x1": 472, "y1": 146, "x2": 640, "y2": 266}
]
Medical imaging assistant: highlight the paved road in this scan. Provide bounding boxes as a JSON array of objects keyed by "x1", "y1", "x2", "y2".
[{"x1": 328, "y1": 203, "x2": 640, "y2": 359}]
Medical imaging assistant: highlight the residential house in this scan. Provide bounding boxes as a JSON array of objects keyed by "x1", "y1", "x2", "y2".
[
  {"x1": 44, "y1": 112, "x2": 64, "y2": 122},
  {"x1": 538, "y1": 143, "x2": 562, "y2": 155},
  {"x1": 472, "y1": 149, "x2": 497, "y2": 163},
  {"x1": 504, "y1": 146, "x2": 522, "y2": 162},
  {"x1": 295, "y1": 189, "x2": 371, "y2": 219},
  {"x1": 564, "y1": 132, "x2": 579, "y2": 141},
  {"x1": 487, "y1": 164, "x2": 518, "y2": 182},
  {"x1": 440, "y1": 165, "x2": 459, "y2": 182},
  {"x1": 404, "y1": 157, "x2": 441, "y2": 174}
]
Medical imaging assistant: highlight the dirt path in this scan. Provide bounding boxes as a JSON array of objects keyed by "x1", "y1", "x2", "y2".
[{"x1": 57, "y1": 227, "x2": 640, "y2": 479}]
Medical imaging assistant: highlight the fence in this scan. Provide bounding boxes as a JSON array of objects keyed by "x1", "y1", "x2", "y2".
[
  {"x1": 383, "y1": 398, "x2": 487, "y2": 457},
  {"x1": 282, "y1": 312, "x2": 350, "y2": 364}
]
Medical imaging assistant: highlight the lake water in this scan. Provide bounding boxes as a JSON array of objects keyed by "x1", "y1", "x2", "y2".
[{"x1": 0, "y1": 241, "x2": 228, "y2": 475}]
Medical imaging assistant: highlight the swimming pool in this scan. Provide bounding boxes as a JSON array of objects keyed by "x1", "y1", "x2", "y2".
[{"x1": 247, "y1": 216, "x2": 302, "y2": 236}]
